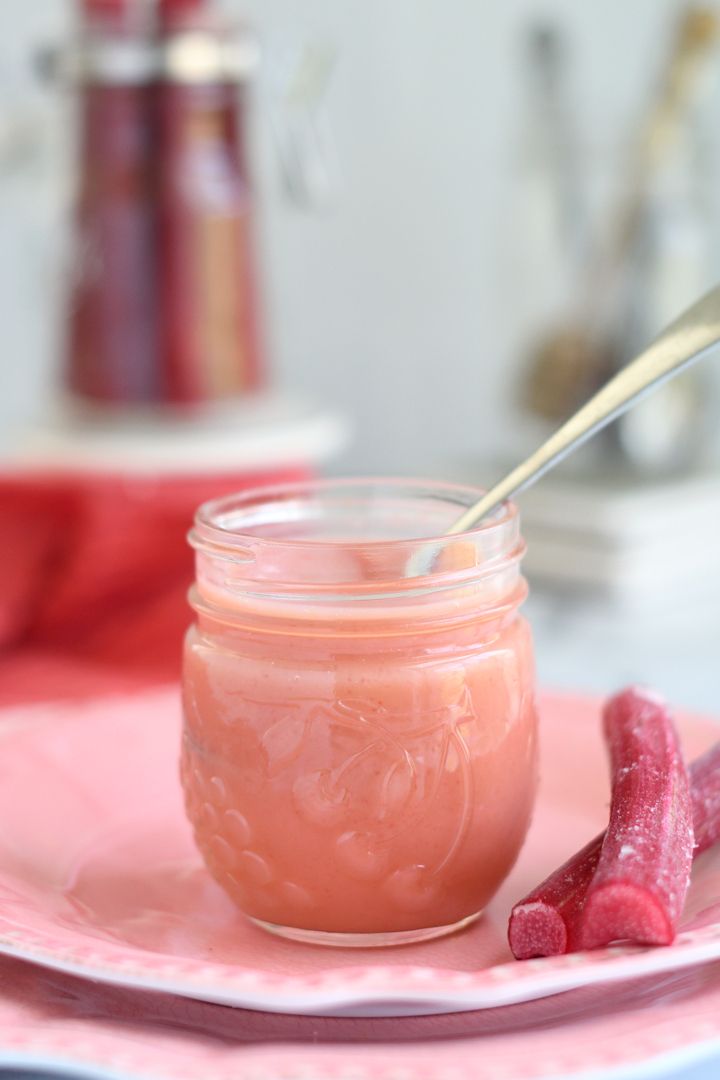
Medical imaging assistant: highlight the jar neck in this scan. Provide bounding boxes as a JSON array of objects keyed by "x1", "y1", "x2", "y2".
[
  {"x1": 188, "y1": 479, "x2": 527, "y2": 638},
  {"x1": 191, "y1": 579, "x2": 527, "y2": 647},
  {"x1": 190, "y1": 542, "x2": 527, "y2": 640}
]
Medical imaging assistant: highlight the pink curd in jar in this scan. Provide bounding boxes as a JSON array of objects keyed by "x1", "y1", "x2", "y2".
[{"x1": 181, "y1": 480, "x2": 538, "y2": 945}]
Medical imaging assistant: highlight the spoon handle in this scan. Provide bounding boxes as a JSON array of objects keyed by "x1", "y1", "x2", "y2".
[{"x1": 450, "y1": 284, "x2": 720, "y2": 534}]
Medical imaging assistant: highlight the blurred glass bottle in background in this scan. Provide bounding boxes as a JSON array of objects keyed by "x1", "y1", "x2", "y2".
[
  {"x1": 65, "y1": 0, "x2": 263, "y2": 407},
  {"x1": 510, "y1": 20, "x2": 608, "y2": 454}
]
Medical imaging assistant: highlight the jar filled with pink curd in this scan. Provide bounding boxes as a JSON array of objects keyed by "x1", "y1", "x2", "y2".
[{"x1": 182, "y1": 479, "x2": 538, "y2": 946}]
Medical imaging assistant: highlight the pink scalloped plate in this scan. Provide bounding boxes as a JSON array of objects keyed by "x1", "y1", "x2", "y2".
[{"x1": 1, "y1": 687, "x2": 720, "y2": 1019}]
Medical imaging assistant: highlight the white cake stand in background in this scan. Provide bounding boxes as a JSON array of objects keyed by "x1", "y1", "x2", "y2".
[{"x1": 6, "y1": 394, "x2": 350, "y2": 478}]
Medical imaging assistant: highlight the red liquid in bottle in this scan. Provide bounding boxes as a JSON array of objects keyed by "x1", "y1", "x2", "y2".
[
  {"x1": 66, "y1": 0, "x2": 264, "y2": 406},
  {"x1": 156, "y1": 0, "x2": 264, "y2": 402},
  {"x1": 156, "y1": 84, "x2": 263, "y2": 402},
  {"x1": 67, "y1": 0, "x2": 159, "y2": 403}
]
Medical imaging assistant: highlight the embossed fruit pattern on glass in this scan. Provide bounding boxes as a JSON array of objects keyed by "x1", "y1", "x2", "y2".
[{"x1": 181, "y1": 481, "x2": 538, "y2": 945}]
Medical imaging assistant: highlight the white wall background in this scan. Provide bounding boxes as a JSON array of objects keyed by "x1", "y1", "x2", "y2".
[{"x1": 0, "y1": 0, "x2": 716, "y2": 476}]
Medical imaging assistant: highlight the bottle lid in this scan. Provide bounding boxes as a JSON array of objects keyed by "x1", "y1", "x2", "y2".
[
  {"x1": 156, "y1": 0, "x2": 258, "y2": 82},
  {"x1": 158, "y1": 29, "x2": 259, "y2": 83},
  {"x1": 46, "y1": 0, "x2": 257, "y2": 85}
]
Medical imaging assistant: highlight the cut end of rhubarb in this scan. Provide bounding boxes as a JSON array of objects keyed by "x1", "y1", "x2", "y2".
[
  {"x1": 579, "y1": 882, "x2": 674, "y2": 950},
  {"x1": 508, "y1": 901, "x2": 568, "y2": 960}
]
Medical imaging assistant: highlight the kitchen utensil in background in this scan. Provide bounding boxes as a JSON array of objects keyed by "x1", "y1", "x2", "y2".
[
  {"x1": 513, "y1": 18, "x2": 587, "y2": 405},
  {"x1": 614, "y1": 117, "x2": 712, "y2": 473},
  {"x1": 520, "y1": 5, "x2": 718, "y2": 429},
  {"x1": 526, "y1": 24, "x2": 584, "y2": 258},
  {"x1": 483, "y1": 4, "x2": 720, "y2": 608}
]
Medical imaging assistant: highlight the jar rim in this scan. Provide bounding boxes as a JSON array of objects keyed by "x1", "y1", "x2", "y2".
[
  {"x1": 189, "y1": 478, "x2": 525, "y2": 619},
  {"x1": 191, "y1": 476, "x2": 518, "y2": 554}
]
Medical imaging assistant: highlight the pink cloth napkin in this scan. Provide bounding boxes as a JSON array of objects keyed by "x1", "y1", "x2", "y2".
[{"x1": 0, "y1": 467, "x2": 310, "y2": 706}]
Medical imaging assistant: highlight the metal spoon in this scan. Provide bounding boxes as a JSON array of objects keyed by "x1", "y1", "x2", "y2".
[{"x1": 409, "y1": 283, "x2": 720, "y2": 576}]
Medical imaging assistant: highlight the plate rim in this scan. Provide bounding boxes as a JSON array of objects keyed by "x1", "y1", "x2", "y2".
[{"x1": 3, "y1": 875, "x2": 720, "y2": 1016}]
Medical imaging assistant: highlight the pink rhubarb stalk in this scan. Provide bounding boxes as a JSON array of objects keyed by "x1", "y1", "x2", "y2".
[
  {"x1": 507, "y1": 834, "x2": 603, "y2": 959},
  {"x1": 509, "y1": 687, "x2": 712, "y2": 959},
  {"x1": 578, "y1": 687, "x2": 693, "y2": 949}
]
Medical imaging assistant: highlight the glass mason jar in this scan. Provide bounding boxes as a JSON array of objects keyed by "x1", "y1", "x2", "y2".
[{"x1": 181, "y1": 479, "x2": 538, "y2": 946}]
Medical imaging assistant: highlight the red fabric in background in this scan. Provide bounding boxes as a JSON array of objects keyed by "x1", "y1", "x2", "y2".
[{"x1": 0, "y1": 467, "x2": 310, "y2": 706}]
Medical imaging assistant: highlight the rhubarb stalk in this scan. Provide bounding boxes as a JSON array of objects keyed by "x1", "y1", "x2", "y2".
[{"x1": 509, "y1": 688, "x2": 711, "y2": 959}]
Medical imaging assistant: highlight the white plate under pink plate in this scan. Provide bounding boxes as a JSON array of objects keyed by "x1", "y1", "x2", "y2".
[{"x1": 1, "y1": 687, "x2": 720, "y2": 1018}]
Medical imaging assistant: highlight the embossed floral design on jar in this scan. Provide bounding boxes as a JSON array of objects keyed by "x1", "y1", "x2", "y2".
[{"x1": 182, "y1": 479, "x2": 538, "y2": 946}]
